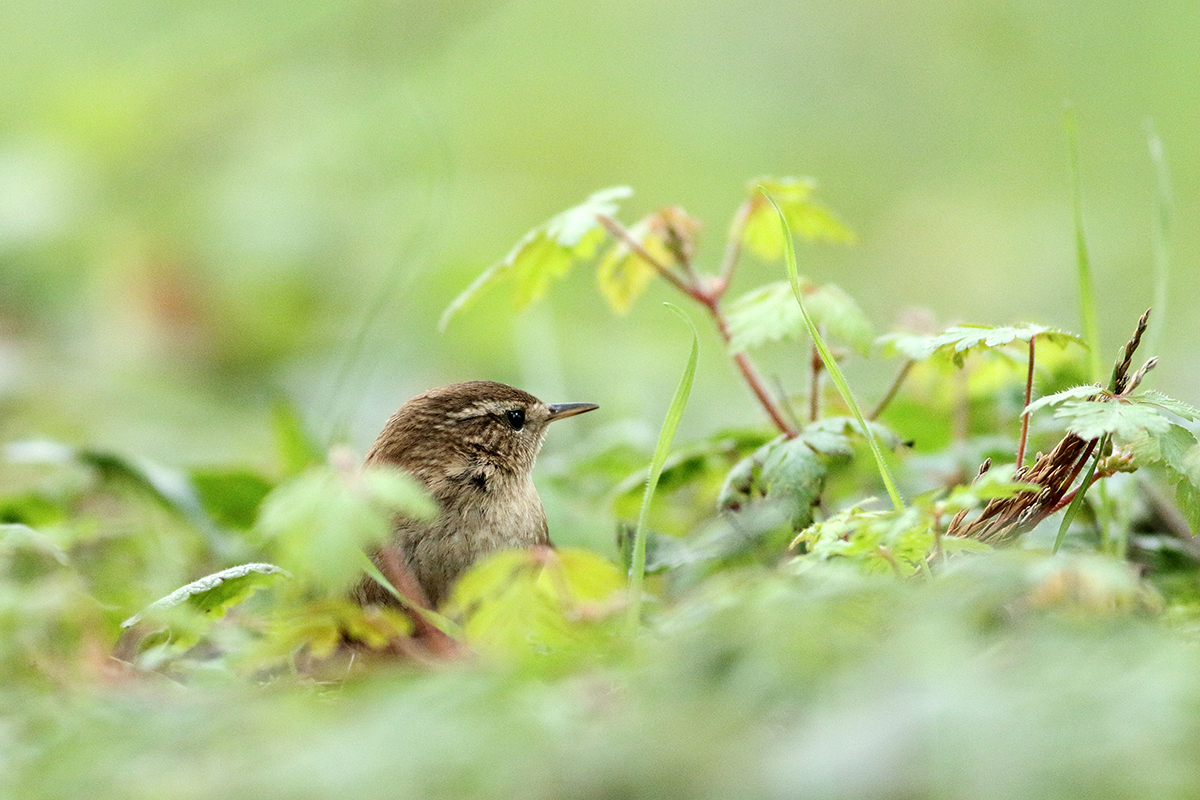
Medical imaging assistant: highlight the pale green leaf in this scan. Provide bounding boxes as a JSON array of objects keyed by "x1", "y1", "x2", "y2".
[
  {"x1": 727, "y1": 280, "x2": 874, "y2": 355},
  {"x1": 1053, "y1": 399, "x2": 1172, "y2": 441},
  {"x1": 742, "y1": 176, "x2": 855, "y2": 261},
  {"x1": 121, "y1": 563, "x2": 290, "y2": 628},
  {"x1": 928, "y1": 324, "x2": 1085, "y2": 366},
  {"x1": 596, "y1": 219, "x2": 668, "y2": 313},
  {"x1": 1025, "y1": 385, "x2": 1104, "y2": 417},
  {"x1": 440, "y1": 186, "x2": 633, "y2": 329},
  {"x1": 1133, "y1": 390, "x2": 1200, "y2": 421}
]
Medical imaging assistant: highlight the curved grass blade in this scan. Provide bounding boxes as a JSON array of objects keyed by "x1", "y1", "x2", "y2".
[
  {"x1": 760, "y1": 187, "x2": 904, "y2": 511},
  {"x1": 625, "y1": 303, "x2": 699, "y2": 632},
  {"x1": 1052, "y1": 435, "x2": 1107, "y2": 554}
]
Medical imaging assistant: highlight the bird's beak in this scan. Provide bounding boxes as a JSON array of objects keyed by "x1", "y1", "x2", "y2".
[{"x1": 547, "y1": 402, "x2": 599, "y2": 422}]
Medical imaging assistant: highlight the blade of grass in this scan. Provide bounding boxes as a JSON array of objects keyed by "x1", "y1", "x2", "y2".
[
  {"x1": 1052, "y1": 435, "x2": 1106, "y2": 554},
  {"x1": 625, "y1": 303, "x2": 699, "y2": 632},
  {"x1": 760, "y1": 187, "x2": 904, "y2": 511},
  {"x1": 1145, "y1": 120, "x2": 1172, "y2": 358},
  {"x1": 1065, "y1": 109, "x2": 1103, "y2": 383}
]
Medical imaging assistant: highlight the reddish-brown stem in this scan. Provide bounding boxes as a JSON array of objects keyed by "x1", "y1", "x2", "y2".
[
  {"x1": 595, "y1": 214, "x2": 700, "y2": 299},
  {"x1": 707, "y1": 303, "x2": 797, "y2": 437},
  {"x1": 716, "y1": 200, "x2": 753, "y2": 292},
  {"x1": 1016, "y1": 337, "x2": 1035, "y2": 469},
  {"x1": 809, "y1": 341, "x2": 823, "y2": 423},
  {"x1": 597, "y1": 208, "x2": 797, "y2": 437},
  {"x1": 869, "y1": 360, "x2": 914, "y2": 421}
]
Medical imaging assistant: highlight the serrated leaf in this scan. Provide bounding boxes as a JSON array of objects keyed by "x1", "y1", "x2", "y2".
[
  {"x1": 121, "y1": 562, "x2": 290, "y2": 628},
  {"x1": 760, "y1": 438, "x2": 827, "y2": 529},
  {"x1": 741, "y1": 177, "x2": 855, "y2": 261},
  {"x1": 440, "y1": 186, "x2": 633, "y2": 328},
  {"x1": 1024, "y1": 384, "x2": 1104, "y2": 416},
  {"x1": 925, "y1": 324, "x2": 1086, "y2": 367},
  {"x1": 1132, "y1": 390, "x2": 1200, "y2": 421},
  {"x1": 727, "y1": 280, "x2": 873, "y2": 355},
  {"x1": 1053, "y1": 399, "x2": 1173, "y2": 441}
]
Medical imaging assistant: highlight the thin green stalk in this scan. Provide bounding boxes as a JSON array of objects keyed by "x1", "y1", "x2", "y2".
[
  {"x1": 625, "y1": 303, "x2": 699, "y2": 632},
  {"x1": 761, "y1": 188, "x2": 905, "y2": 511},
  {"x1": 1065, "y1": 109, "x2": 1103, "y2": 383},
  {"x1": 1052, "y1": 434, "x2": 1107, "y2": 554},
  {"x1": 358, "y1": 552, "x2": 461, "y2": 638},
  {"x1": 1145, "y1": 120, "x2": 1172, "y2": 358}
]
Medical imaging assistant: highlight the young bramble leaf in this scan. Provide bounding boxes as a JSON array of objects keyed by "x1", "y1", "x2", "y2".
[
  {"x1": 440, "y1": 186, "x2": 633, "y2": 329},
  {"x1": 121, "y1": 562, "x2": 290, "y2": 629},
  {"x1": 741, "y1": 177, "x2": 856, "y2": 260},
  {"x1": 1157, "y1": 424, "x2": 1200, "y2": 532},
  {"x1": 726, "y1": 280, "x2": 874, "y2": 355}
]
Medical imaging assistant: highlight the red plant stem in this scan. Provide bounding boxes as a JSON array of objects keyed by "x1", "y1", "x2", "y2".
[
  {"x1": 598, "y1": 209, "x2": 797, "y2": 438},
  {"x1": 716, "y1": 200, "x2": 753, "y2": 291},
  {"x1": 595, "y1": 214, "x2": 699, "y2": 298},
  {"x1": 706, "y1": 301, "x2": 798, "y2": 437},
  {"x1": 809, "y1": 341, "x2": 822, "y2": 423},
  {"x1": 1016, "y1": 337, "x2": 1035, "y2": 469}
]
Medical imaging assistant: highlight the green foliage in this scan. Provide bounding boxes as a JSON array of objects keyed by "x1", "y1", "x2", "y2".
[
  {"x1": 881, "y1": 323, "x2": 1086, "y2": 366},
  {"x1": 256, "y1": 458, "x2": 436, "y2": 594},
  {"x1": 440, "y1": 186, "x2": 633, "y2": 328},
  {"x1": 740, "y1": 176, "x2": 856, "y2": 259},
  {"x1": 726, "y1": 279, "x2": 874, "y2": 354},
  {"x1": 6, "y1": 174, "x2": 1200, "y2": 800}
]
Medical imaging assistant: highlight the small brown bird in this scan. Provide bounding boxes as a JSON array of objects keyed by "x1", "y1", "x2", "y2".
[{"x1": 353, "y1": 380, "x2": 598, "y2": 609}]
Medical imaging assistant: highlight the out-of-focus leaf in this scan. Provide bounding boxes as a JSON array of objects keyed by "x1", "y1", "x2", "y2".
[
  {"x1": 1157, "y1": 424, "x2": 1200, "y2": 532},
  {"x1": 793, "y1": 505, "x2": 933, "y2": 575},
  {"x1": 271, "y1": 398, "x2": 325, "y2": 476},
  {"x1": 446, "y1": 547, "x2": 624, "y2": 661},
  {"x1": 121, "y1": 562, "x2": 290, "y2": 629},
  {"x1": 595, "y1": 208, "x2": 696, "y2": 313},
  {"x1": 190, "y1": 469, "x2": 274, "y2": 530},
  {"x1": 727, "y1": 280, "x2": 874, "y2": 355},
  {"x1": 440, "y1": 186, "x2": 633, "y2": 328},
  {"x1": 255, "y1": 462, "x2": 435, "y2": 593},
  {"x1": 741, "y1": 177, "x2": 855, "y2": 260}
]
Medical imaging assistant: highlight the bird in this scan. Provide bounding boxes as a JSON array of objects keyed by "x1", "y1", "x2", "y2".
[{"x1": 352, "y1": 380, "x2": 598, "y2": 610}]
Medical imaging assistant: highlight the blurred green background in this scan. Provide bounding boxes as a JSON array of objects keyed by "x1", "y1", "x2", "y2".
[{"x1": 1, "y1": 0, "x2": 1196, "y2": 471}]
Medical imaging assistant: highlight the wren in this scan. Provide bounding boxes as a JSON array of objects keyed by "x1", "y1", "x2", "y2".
[{"x1": 352, "y1": 380, "x2": 597, "y2": 609}]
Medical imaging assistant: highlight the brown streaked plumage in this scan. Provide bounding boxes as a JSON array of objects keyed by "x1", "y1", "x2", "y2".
[{"x1": 353, "y1": 380, "x2": 597, "y2": 609}]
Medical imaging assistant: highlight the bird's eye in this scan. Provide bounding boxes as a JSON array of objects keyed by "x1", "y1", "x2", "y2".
[{"x1": 504, "y1": 408, "x2": 525, "y2": 431}]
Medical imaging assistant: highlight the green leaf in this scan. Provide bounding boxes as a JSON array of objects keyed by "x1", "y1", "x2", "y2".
[
  {"x1": 742, "y1": 177, "x2": 855, "y2": 260},
  {"x1": 793, "y1": 506, "x2": 933, "y2": 575},
  {"x1": 1024, "y1": 385, "x2": 1103, "y2": 417},
  {"x1": 121, "y1": 562, "x2": 290, "y2": 629},
  {"x1": 440, "y1": 186, "x2": 633, "y2": 329},
  {"x1": 1053, "y1": 399, "x2": 1173, "y2": 441},
  {"x1": 1157, "y1": 424, "x2": 1200, "y2": 532},
  {"x1": 256, "y1": 462, "x2": 435, "y2": 593},
  {"x1": 1133, "y1": 390, "x2": 1200, "y2": 421},
  {"x1": 726, "y1": 280, "x2": 874, "y2": 355},
  {"x1": 446, "y1": 547, "x2": 624, "y2": 660},
  {"x1": 271, "y1": 398, "x2": 325, "y2": 476},
  {"x1": 190, "y1": 469, "x2": 274, "y2": 530},
  {"x1": 596, "y1": 218, "x2": 667, "y2": 313}
]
